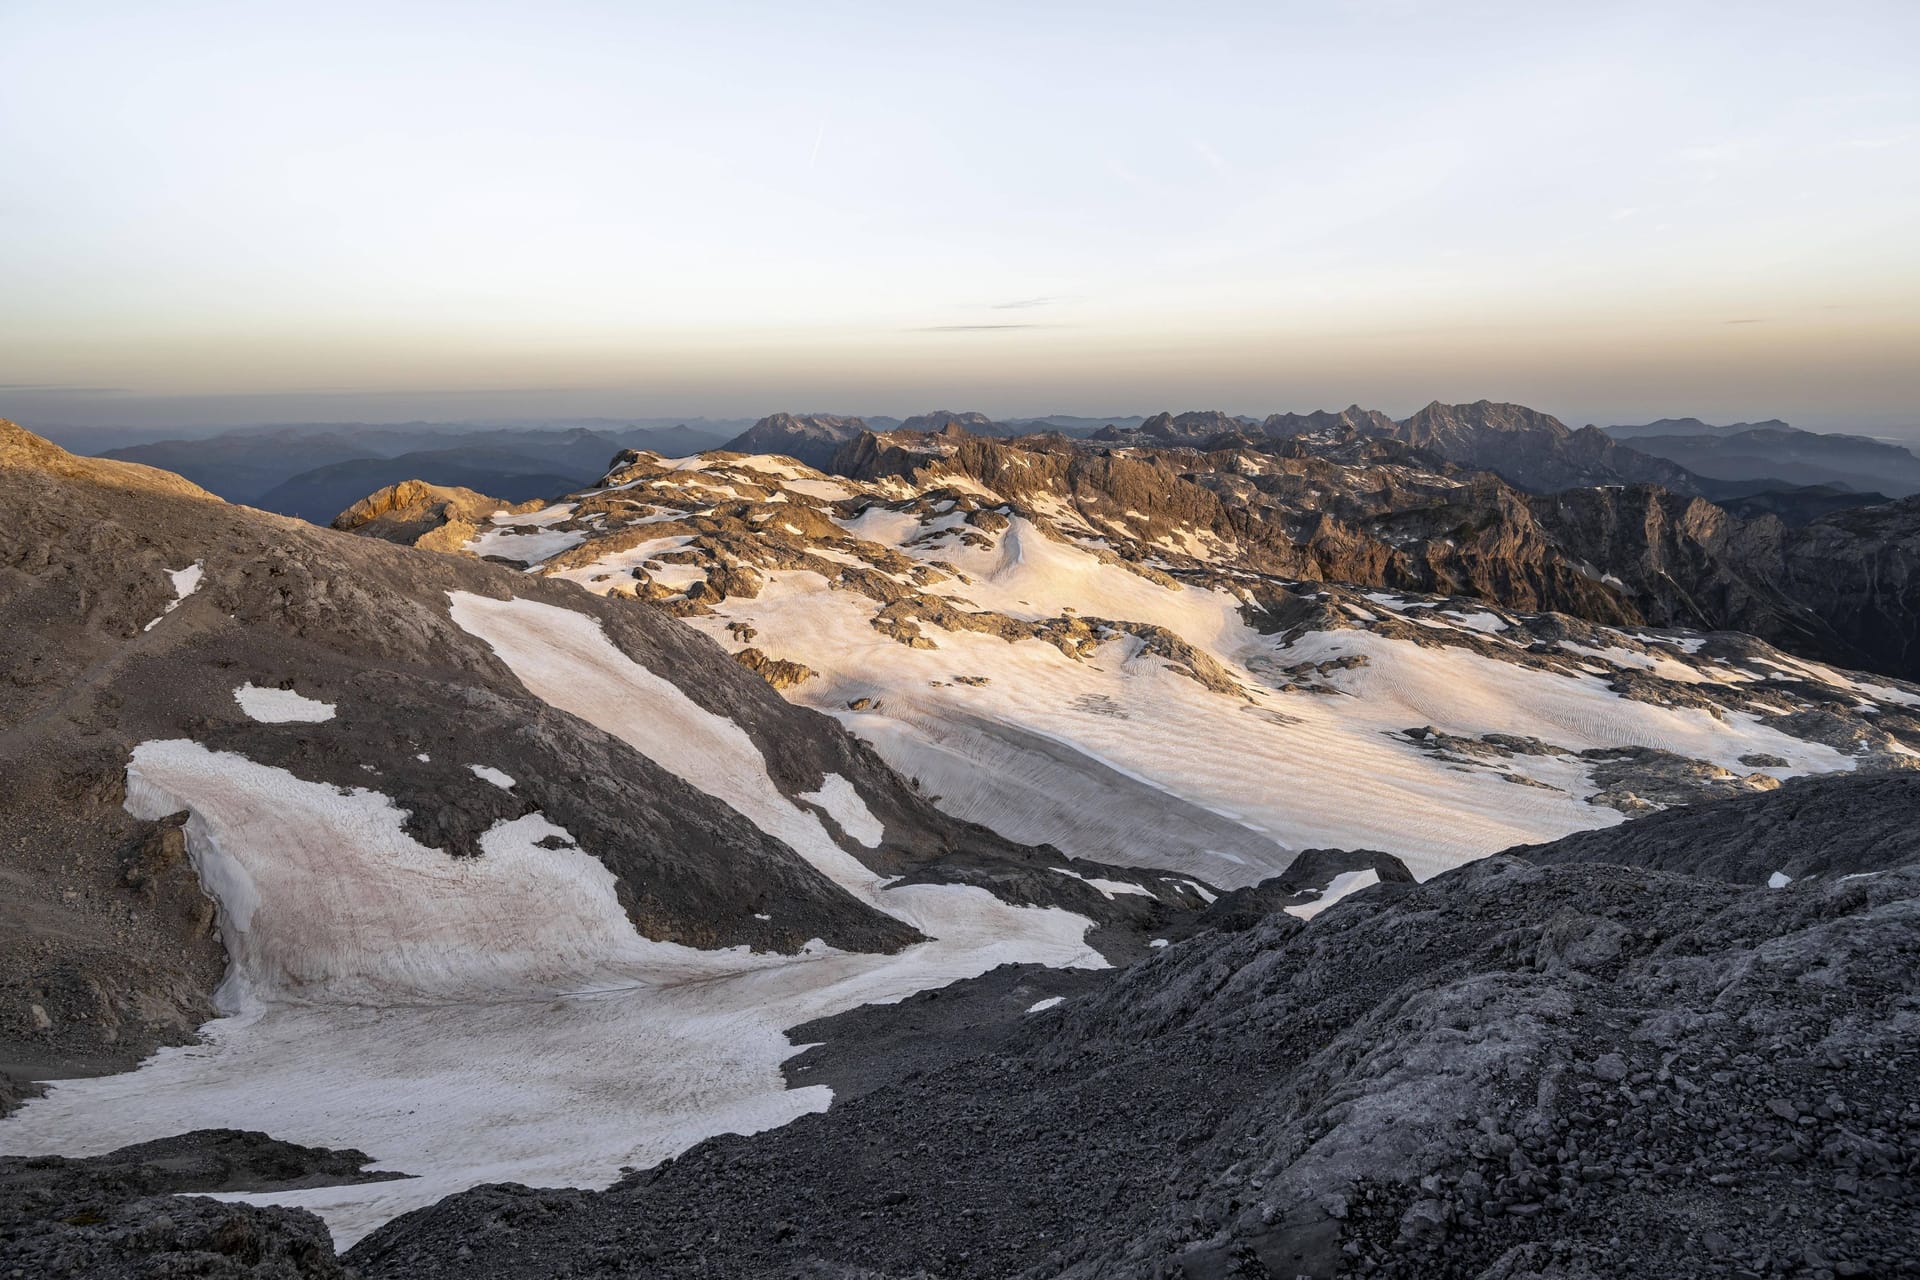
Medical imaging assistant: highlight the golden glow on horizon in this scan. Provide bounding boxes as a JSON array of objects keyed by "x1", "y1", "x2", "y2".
[{"x1": 2, "y1": 1, "x2": 1917, "y2": 430}]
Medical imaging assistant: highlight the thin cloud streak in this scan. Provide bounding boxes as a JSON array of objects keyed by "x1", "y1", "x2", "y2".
[
  {"x1": 0, "y1": 383, "x2": 132, "y2": 392},
  {"x1": 910, "y1": 323, "x2": 1059, "y2": 332}
]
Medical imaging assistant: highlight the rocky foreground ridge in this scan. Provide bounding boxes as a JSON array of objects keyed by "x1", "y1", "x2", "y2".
[{"x1": 8, "y1": 770, "x2": 1918, "y2": 1278}]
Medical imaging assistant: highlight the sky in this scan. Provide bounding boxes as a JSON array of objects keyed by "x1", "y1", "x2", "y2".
[{"x1": 2, "y1": 0, "x2": 1918, "y2": 435}]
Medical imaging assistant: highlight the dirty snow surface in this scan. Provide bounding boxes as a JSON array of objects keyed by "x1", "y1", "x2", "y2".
[
  {"x1": 486, "y1": 450, "x2": 1911, "y2": 886},
  {"x1": 0, "y1": 594, "x2": 1103, "y2": 1248}
]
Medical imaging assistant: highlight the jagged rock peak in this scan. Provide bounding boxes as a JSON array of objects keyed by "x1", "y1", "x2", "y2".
[
  {"x1": 897, "y1": 409, "x2": 1001, "y2": 434},
  {"x1": 1394, "y1": 399, "x2": 1573, "y2": 447},
  {"x1": 1136, "y1": 409, "x2": 1247, "y2": 440},
  {"x1": 1260, "y1": 405, "x2": 1398, "y2": 439}
]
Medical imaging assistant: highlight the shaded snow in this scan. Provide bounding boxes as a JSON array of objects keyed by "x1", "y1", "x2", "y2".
[
  {"x1": 1441, "y1": 609, "x2": 1507, "y2": 633},
  {"x1": 1051, "y1": 867, "x2": 1154, "y2": 899},
  {"x1": 469, "y1": 764, "x2": 515, "y2": 790},
  {"x1": 799, "y1": 774, "x2": 884, "y2": 848},
  {"x1": 143, "y1": 561, "x2": 204, "y2": 630},
  {"x1": 1285, "y1": 869, "x2": 1382, "y2": 920}
]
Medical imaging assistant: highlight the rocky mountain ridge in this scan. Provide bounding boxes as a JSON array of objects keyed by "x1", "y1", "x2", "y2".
[
  {"x1": 356, "y1": 441, "x2": 1920, "y2": 891},
  {"x1": 816, "y1": 423, "x2": 1920, "y2": 682},
  {"x1": 5, "y1": 417, "x2": 1919, "y2": 1277},
  {"x1": 721, "y1": 413, "x2": 875, "y2": 469}
]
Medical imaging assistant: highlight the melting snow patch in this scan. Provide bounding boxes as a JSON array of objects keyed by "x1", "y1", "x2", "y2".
[
  {"x1": 1148, "y1": 938, "x2": 1169, "y2": 948},
  {"x1": 798, "y1": 774, "x2": 885, "y2": 848},
  {"x1": 1286, "y1": 869, "x2": 1382, "y2": 921},
  {"x1": 233, "y1": 683, "x2": 335, "y2": 724},
  {"x1": 1441, "y1": 609, "x2": 1507, "y2": 633},
  {"x1": 144, "y1": 562, "x2": 205, "y2": 630},
  {"x1": 0, "y1": 725, "x2": 1105, "y2": 1249},
  {"x1": 1051, "y1": 867, "x2": 1155, "y2": 899},
  {"x1": 1169, "y1": 878, "x2": 1218, "y2": 904},
  {"x1": 466, "y1": 524, "x2": 587, "y2": 565},
  {"x1": 1026, "y1": 996, "x2": 1065, "y2": 1013},
  {"x1": 1768, "y1": 871, "x2": 1792, "y2": 889},
  {"x1": 469, "y1": 764, "x2": 516, "y2": 790}
]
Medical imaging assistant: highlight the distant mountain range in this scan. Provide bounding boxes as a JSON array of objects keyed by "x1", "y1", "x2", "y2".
[
  {"x1": 716, "y1": 411, "x2": 1134, "y2": 466},
  {"x1": 61, "y1": 404, "x2": 1920, "y2": 528},
  {"x1": 1603, "y1": 416, "x2": 1794, "y2": 441},
  {"x1": 1602, "y1": 418, "x2": 1920, "y2": 498},
  {"x1": 98, "y1": 422, "x2": 733, "y2": 520}
]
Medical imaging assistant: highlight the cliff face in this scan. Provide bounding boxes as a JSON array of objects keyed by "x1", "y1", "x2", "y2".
[
  {"x1": 1779, "y1": 497, "x2": 1920, "y2": 677},
  {"x1": 1393, "y1": 400, "x2": 1703, "y2": 494},
  {"x1": 1521, "y1": 486, "x2": 1920, "y2": 679},
  {"x1": 826, "y1": 427, "x2": 1920, "y2": 681}
]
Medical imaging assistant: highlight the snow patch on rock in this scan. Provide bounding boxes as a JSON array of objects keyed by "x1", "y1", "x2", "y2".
[
  {"x1": 233, "y1": 683, "x2": 335, "y2": 723},
  {"x1": 143, "y1": 561, "x2": 204, "y2": 630},
  {"x1": 1286, "y1": 868, "x2": 1383, "y2": 920},
  {"x1": 800, "y1": 773, "x2": 885, "y2": 848},
  {"x1": 469, "y1": 764, "x2": 516, "y2": 790}
]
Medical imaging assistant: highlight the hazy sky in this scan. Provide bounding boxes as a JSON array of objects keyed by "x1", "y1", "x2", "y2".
[{"x1": 3, "y1": 0, "x2": 1917, "y2": 433}]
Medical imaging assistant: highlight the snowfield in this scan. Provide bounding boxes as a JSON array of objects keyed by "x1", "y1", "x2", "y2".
[
  {"x1": 0, "y1": 593, "x2": 1104, "y2": 1247},
  {"x1": 467, "y1": 451, "x2": 1891, "y2": 886}
]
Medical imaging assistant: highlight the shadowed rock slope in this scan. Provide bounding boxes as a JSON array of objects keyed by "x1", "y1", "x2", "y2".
[
  {"x1": 0, "y1": 1131, "x2": 396, "y2": 1279},
  {"x1": 1522, "y1": 768, "x2": 1920, "y2": 885}
]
